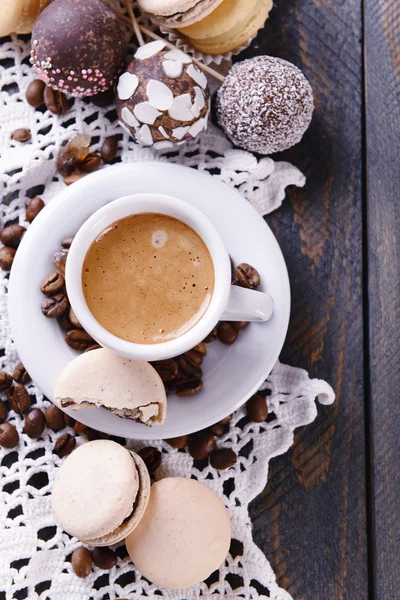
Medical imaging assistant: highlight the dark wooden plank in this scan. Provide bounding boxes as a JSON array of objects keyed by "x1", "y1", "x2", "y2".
[
  {"x1": 242, "y1": 0, "x2": 369, "y2": 598},
  {"x1": 364, "y1": 1, "x2": 400, "y2": 597}
]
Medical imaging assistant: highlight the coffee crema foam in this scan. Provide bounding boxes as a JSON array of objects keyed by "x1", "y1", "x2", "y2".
[{"x1": 82, "y1": 213, "x2": 214, "y2": 344}]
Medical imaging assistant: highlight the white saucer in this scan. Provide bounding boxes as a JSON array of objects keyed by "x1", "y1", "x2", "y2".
[{"x1": 8, "y1": 163, "x2": 290, "y2": 440}]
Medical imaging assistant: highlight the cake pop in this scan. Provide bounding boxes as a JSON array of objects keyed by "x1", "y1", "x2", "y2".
[
  {"x1": 30, "y1": 0, "x2": 127, "y2": 97},
  {"x1": 115, "y1": 41, "x2": 210, "y2": 149},
  {"x1": 216, "y1": 55, "x2": 314, "y2": 155}
]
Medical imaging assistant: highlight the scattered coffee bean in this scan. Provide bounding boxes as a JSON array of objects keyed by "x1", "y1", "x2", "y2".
[
  {"x1": 166, "y1": 435, "x2": 189, "y2": 449},
  {"x1": 54, "y1": 432, "x2": 76, "y2": 456},
  {"x1": 246, "y1": 394, "x2": 268, "y2": 422},
  {"x1": 210, "y1": 448, "x2": 238, "y2": 470},
  {"x1": 184, "y1": 349, "x2": 203, "y2": 367},
  {"x1": 12, "y1": 128, "x2": 31, "y2": 142},
  {"x1": 58, "y1": 312, "x2": 73, "y2": 331},
  {"x1": 188, "y1": 430, "x2": 216, "y2": 460},
  {"x1": 7, "y1": 384, "x2": 31, "y2": 414},
  {"x1": 219, "y1": 414, "x2": 232, "y2": 425},
  {"x1": 57, "y1": 134, "x2": 91, "y2": 176},
  {"x1": 61, "y1": 235, "x2": 75, "y2": 249},
  {"x1": 0, "y1": 247, "x2": 16, "y2": 270},
  {"x1": 26, "y1": 79, "x2": 45, "y2": 108},
  {"x1": 71, "y1": 546, "x2": 92, "y2": 578},
  {"x1": 175, "y1": 378, "x2": 203, "y2": 396},
  {"x1": 40, "y1": 272, "x2": 65, "y2": 296},
  {"x1": 0, "y1": 423, "x2": 19, "y2": 448},
  {"x1": 0, "y1": 371, "x2": 13, "y2": 392},
  {"x1": 73, "y1": 421, "x2": 88, "y2": 435},
  {"x1": 69, "y1": 307, "x2": 82, "y2": 329},
  {"x1": 91, "y1": 89, "x2": 114, "y2": 107},
  {"x1": 12, "y1": 362, "x2": 30, "y2": 385},
  {"x1": 203, "y1": 327, "x2": 218, "y2": 343},
  {"x1": 41, "y1": 293, "x2": 69, "y2": 318},
  {"x1": 44, "y1": 404, "x2": 65, "y2": 430},
  {"x1": 100, "y1": 137, "x2": 118, "y2": 163},
  {"x1": 178, "y1": 357, "x2": 202, "y2": 379},
  {"x1": 138, "y1": 446, "x2": 162, "y2": 474},
  {"x1": 231, "y1": 280, "x2": 239, "y2": 286},
  {"x1": 65, "y1": 329, "x2": 95, "y2": 351},
  {"x1": 52, "y1": 249, "x2": 69, "y2": 275},
  {"x1": 84, "y1": 344, "x2": 102, "y2": 352},
  {"x1": 24, "y1": 408, "x2": 45, "y2": 438},
  {"x1": 63, "y1": 171, "x2": 86, "y2": 186},
  {"x1": 0, "y1": 225, "x2": 26, "y2": 249},
  {"x1": 81, "y1": 153, "x2": 102, "y2": 173},
  {"x1": 235, "y1": 321, "x2": 249, "y2": 330},
  {"x1": 235, "y1": 263, "x2": 260, "y2": 289},
  {"x1": 44, "y1": 86, "x2": 69, "y2": 115},
  {"x1": 209, "y1": 423, "x2": 224, "y2": 437},
  {"x1": 192, "y1": 342, "x2": 207, "y2": 356},
  {"x1": 151, "y1": 359, "x2": 179, "y2": 382},
  {"x1": 92, "y1": 547, "x2": 117, "y2": 570},
  {"x1": 218, "y1": 322, "x2": 238, "y2": 345},
  {"x1": 0, "y1": 400, "x2": 8, "y2": 423},
  {"x1": 64, "y1": 414, "x2": 76, "y2": 428},
  {"x1": 85, "y1": 427, "x2": 106, "y2": 441},
  {"x1": 26, "y1": 196, "x2": 45, "y2": 223}
]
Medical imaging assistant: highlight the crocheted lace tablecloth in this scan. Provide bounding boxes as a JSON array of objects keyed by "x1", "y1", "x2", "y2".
[{"x1": 0, "y1": 27, "x2": 335, "y2": 600}]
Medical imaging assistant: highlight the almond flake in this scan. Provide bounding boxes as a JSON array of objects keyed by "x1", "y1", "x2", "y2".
[
  {"x1": 117, "y1": 72, "x2": 139, "y2": 100},
  {"x1": 134, "y1": 102, "x2": 162, "y2": 125},
  {"x1": 135, "y1": 41, "x2": 166, "y2": 60},
  {"x1": 146, "y1": 79, "x2": 173, "y2": 110}
]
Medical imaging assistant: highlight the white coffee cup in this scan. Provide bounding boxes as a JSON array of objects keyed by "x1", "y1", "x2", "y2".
[{"x1": 66, "y1": 193, "x2": 274, "y2": 361}]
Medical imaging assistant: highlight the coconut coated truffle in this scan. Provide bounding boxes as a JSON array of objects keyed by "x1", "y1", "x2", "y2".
[{"x1": 216, "y1": 55, "x2": 314, "y2": 155}]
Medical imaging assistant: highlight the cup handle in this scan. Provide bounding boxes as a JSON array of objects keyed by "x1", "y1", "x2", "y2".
[{"x1": 221, "y1": 285, "x2": 274, "y2": 322}]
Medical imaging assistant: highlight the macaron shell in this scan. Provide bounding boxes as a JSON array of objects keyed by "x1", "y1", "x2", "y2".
[
  {"x1": 0, "y1": 0, "x2": 26, "y2": 36},
  {"x1": 125, "y1": 477, "x2": 231, "y2": 589},
  {"x1": 146, "y1": 0, "x2": 226, "y2": 28},
  {"x1": 84, "y1": 451, "x2": 151, "y2": 546},
  {"x1": 52, "y1": 440, "x2": 139, "y2": 542}
]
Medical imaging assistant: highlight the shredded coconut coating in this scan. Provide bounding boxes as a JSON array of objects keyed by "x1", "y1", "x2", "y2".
[{"x1": 216, "y1": 56, "x2": 314, "y2": 155}]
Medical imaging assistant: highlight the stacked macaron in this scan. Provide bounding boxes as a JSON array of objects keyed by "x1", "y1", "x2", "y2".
[{"x1": 137, "y1": 0, "x2": 273, "y2": 54}]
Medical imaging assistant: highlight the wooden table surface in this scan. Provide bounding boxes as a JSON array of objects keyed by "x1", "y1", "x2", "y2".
[{"x1": 245, "y1": 0, "x2": 400, "y2": 598}]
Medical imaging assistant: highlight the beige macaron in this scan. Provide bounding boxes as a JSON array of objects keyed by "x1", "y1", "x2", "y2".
[
  {"x1": 137, "y1": 0, "x2": 225, "y2": 28},
  {"x1": 125, "y1": 477, "x2": 231, "y2": 589},
  {"x1": 0, "y1": 0, "x2": 52, "y2": 36},
  {"x1": 52, "y1": 440, "x2": 150, "y2": 546},
  {"x1": 178, "y1": 0, "x2": 273, "y2": 55},
  {"x1": 54, "y1": 348, "x2": 167, "y2": 426}
]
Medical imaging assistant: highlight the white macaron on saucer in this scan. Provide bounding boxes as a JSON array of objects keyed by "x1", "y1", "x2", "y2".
[{"x1": 8, "y1": 162, "x2": 290, "y2": 440}]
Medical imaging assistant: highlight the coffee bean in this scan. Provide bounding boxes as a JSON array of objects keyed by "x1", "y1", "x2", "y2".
[
  {"x1": 209, "y1": 423, "x2": 224, "y2": 437},
  {"x1": 246, "y1": 394, "x2": 268, "y2": 422},
  {"x1": 178, "y1": 357, "x2": 202, "y2": 379},
  {"x1": 0, "y1": 423, "x2": 19, "y2": 448},
  {"x1": 52, "y1": 249, "x2": 68, "y2": 274},
  {"x1": 188, "y1": 430, "x2": 216, "y2": 460},
  {"x1": 7, "y1": 384, "x2": 31, "y2": 414},
  {"x1": 73, "y1": 421, "x2": 88, "y2": 435},
  {"x1": 138, "y1": 446, "x2": 162, "y2": 474},
  {"x1": 235, "y1": 263, "x2": 260, "y2": 289},
  {"x1": 231, "y1": 280, "x2": 239, "y2": 286},
  {"x1": 69, "y1": 307, "x2": 82, "y2": 329},
  {"x1": 219, "y1": 414, "x2": 233, "y2": 425},
  {"x1": 12, "y1": 362, "x2": 31, "y2": 384},
  {"x1": 92, "y1": 547, "x2": 117, "y2": 570},
  {"x1": 91, "y1": 89, "x2": 114, "y2": 107},
  {"x1": 64, "y1": 171, "x2": 86, "y2": 186},
  {"x1": 54, "y1": 432, "x2": 76, "y2": 456},
  {"x1": 0, "y1": 371, "x2": 13, "y2": 391},
  {"x1": 0, "y1": 247, "x2": 16, "y2": 270},
  {"x1": 81, "y1": 153, "x2": 102, "y2": 173},
  {"x1": 24, "y1": 408, "x2": 45, "y2": 438},
  {"x1": 0, "y1": 400, "x2": 8, "y2": 423},
  {"x1": 44, "y1": 404, "x2": 65, "y2": 430},
  {"x1": 65, "y1": 329, "x2": 95, "y2": 351},
  {"x1": 26, "y1": 197, "x2": 45, "y2": 223},
  {"x1": 192, "y1": 342, "x2": 207, "y2": 356},
  {"x1": 64, "y1": 414, "x2": 76, "y2": 428},
  {"x1": 165, "y1": 435, "x2": 189, "y2": 449},
  {"x1": 85, "y1": 344, "x2": 102, "y2": 352},
  {"x1": 26, "y1": 79, "x2": 45, "y2": 108},
  {"x1": 0, "y1": 225, "x2": 26, "y2": 249},
  {"x1": 184, "y1": 349, "x2": 203, "y2": 366},
  {"x1": 61, "y1": 236, "x2": 75, "y2": 249},
  {"x1": 71, "y1": 546, "x2": 92, "y2": 578},
  {"x1": 100, "y1": 137, "x2": 118, "y2": 162},
  {"x1": 12, "y1": 128, "x2": 31, "y2": 142},
  {"x1": 44, "y1": 86, "x2": 69, "y2": 115},
  {"x1": 57, "y1": 134, "x2": 90, "y2": 175},
  {"x1": 40, "y1": 272, "x2": 65, "y2": 296},
  {"x1": 203, "y1": 327, "x2": 218, "y2": 343},
  {"x1": 151, "y1": 359, "x2": 179, "y2": 382},
  {"x1": 175, "y1": 378, "x2": 203, "y2": 396},
  {"x1": 58, "y1": 312, "x2": 73, "y2": 331},
  {"x1": 235, "y1": 321, "x2": 249, "y2": 330},
  {"x1": 41, "y1": 293, "x2": 69, "y2": 318},
  {"x1": 210, "y1": 448, "x2": 238, "y2": 470},
  {"x1": 218, "y1": 322, "x2": 238, "y2": 345}
]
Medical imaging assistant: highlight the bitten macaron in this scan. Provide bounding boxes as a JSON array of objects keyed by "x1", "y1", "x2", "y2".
[
  {"x1": 137, "y1": 0, "x2": 225, "y2": 28},
  {"x1": 52, "y1": 440, "x2": 150, "y2": 546}
]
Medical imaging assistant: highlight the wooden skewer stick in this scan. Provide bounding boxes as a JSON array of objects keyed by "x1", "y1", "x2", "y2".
[{"x1": 123, "y1": 0, "x2": 144, "y2": 46}]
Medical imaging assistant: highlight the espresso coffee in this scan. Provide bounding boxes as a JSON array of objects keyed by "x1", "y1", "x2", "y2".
[{"x1": 82, "y1": 213, "x2": 214, "y2": 344}]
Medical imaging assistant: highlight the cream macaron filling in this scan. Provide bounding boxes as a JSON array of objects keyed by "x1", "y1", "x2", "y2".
[{"x1": 138, "y1": 0, "x2": 225, "y2": 28}]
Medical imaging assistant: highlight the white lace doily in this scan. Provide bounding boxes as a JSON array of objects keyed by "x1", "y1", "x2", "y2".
[{"x1": 0, "y1": 29, "x2": 335, "y2": 600}]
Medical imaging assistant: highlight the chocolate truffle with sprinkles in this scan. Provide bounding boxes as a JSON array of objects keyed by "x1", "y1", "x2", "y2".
[
  {"x1": 115, "y1": 41, "x2": 210, "y2": 150},
  {"x1": 30, "y1": 0, "x2": 127, "y2": 97},
  {"x1": 216, "y1": 56, "x2": 314, "y2": 155}
]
